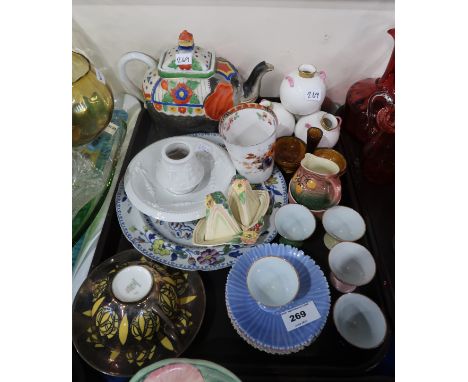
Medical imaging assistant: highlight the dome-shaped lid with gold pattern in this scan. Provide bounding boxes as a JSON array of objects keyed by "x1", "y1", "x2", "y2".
[{"x1": 72, "y1": 249, "x2": 205, "y2": 377}]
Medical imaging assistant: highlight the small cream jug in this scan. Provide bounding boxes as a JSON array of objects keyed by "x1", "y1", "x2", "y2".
[
  {"x1": 295, "y1": 111, "x2": 342, "y2": 148},
  {"x1": 289, "y1": 153, "x2": 341, "y2": 215}
]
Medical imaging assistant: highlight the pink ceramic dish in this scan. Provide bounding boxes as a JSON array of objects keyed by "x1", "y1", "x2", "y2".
[
  {"x1": 131, "y1": 358, "x2": 241, "y2": 382},
  {"x1": 144, "y1": 363, "x2": 204, "y2": 382}
]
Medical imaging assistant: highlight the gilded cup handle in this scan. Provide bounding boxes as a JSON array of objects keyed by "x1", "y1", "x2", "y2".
[{"x1": 336, "y1": 116, "x2": 343, "y2": 128}]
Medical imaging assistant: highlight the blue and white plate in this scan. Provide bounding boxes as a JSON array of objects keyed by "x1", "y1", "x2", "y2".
[
  {"x1": 226, "y1": 243, "x2": 331, "y2": 354},
  {"x1": 116, "y1": 134, "x2": 288, "y2": 271}
]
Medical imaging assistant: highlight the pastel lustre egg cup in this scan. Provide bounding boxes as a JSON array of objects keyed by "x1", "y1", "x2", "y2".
[
  {"x1": 322, "y1": 205, "x2": 366, "y2": 249},
  {"x1": 333, "y1": 293, "x2": 387, "y2": 349},
  {"x1": 274, "y1": 204, "x2": 316, "y2": 247},
  {"x1": 246, "y1": 256, "x2": 300, "y2": 307},
  {"x1": 328, "y1": 242, "x2": 376, "y2": 293}
]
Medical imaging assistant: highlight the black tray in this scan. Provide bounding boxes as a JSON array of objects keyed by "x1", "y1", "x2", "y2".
[{"x1": 73, "y1": 102, "x2": 395, "y2": 382}]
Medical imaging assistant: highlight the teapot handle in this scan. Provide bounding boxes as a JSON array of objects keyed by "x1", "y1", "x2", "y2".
[{"x1": 118, "y1": 51, "x2": 158, "y2": 102}]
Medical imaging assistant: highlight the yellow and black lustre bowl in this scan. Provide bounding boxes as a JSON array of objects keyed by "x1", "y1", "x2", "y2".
[{"x1": 72, "y1": 249, "x2": 205, "y2": 377}]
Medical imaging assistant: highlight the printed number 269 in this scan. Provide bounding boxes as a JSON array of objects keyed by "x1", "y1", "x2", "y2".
[
  {"x1": 289, "y1": 311, "x2": 306, "y2": 322},
  {"x1": 177, "y1": 57, "x2": 190, "y2": 64}
]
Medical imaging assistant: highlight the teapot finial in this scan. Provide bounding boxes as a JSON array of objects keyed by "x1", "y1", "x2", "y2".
[{"x1": 178, "y1": 30, "x2": 194, "y2": 50}]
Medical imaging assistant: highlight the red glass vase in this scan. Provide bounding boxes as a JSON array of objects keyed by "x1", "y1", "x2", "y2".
[{"x1": 344, "y1": 28, "x2": 395, "y2": 143}]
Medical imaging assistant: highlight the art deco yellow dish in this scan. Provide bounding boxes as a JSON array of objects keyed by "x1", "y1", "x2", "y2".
[
  {"x1": 228, "y1": 176, "x2": 269, "y2": 230},
  {"x1": 72, "y1": 249, "x2": 205, "y2": 377},
  {"x1": 192, "y1": 176, "x2": 270, "y2": 247},
  {"x1": 202, "y1": 192, "x2": 242, "y2": 242}
]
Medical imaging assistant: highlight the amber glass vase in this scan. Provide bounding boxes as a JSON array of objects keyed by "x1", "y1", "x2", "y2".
[{"x1": 344, "y1": 29, "x2": 395, "y2": 144}]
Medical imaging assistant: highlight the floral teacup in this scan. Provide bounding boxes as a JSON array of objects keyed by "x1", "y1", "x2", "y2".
[{"x1": 219, "y1": 103, "x2": 277, "y2": 184}]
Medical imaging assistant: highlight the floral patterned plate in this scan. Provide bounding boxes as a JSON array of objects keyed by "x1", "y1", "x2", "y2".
[{"x1": 116, "y1": 166, "x2": 287, "y2": 271}]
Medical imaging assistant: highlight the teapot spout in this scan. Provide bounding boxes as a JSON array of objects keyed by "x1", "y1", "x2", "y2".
[{"x1": 241, "y1": 61, "x2": 274, "y2": 103}]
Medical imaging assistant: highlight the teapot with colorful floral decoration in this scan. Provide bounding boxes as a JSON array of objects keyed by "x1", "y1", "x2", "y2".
[{"x1": 118, "y1": 30, "x2": 274, "y2": 134}]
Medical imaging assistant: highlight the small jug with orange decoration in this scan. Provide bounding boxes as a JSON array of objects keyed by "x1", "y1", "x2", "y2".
[{"x1": 288, "y1": 153, "x2": 341, "y2": 217}]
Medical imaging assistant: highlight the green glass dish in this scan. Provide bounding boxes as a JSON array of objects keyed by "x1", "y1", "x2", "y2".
[{"x1": 72, "y1": 109, "x2": 127, "y2": 245}]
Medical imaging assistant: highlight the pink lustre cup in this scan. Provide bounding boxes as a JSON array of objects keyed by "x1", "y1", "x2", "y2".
[{"x1": 219, "y1": 103, "x2": 277, "y2": 184}]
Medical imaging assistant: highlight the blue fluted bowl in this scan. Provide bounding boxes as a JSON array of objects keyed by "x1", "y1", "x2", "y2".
[{"x1": 225, "y1": 243, "x2": 330, "y2": 354}]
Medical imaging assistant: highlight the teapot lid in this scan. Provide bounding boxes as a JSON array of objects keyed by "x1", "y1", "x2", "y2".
[{"x1": 158, "y1": 30, "x2": 216, "y2": 78}]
